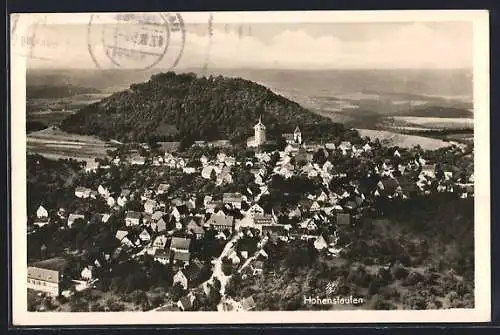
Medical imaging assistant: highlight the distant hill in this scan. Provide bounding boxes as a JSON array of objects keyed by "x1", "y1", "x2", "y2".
[
  {"x1": 397, "y1": 106, "x2": 472, "y2": 118},
  {"x1": 27, "y1": 85, "x2": 101, "y2": 99},
  {"x1": 60, "y1": 72, "x2": 355, "y2": 144}
]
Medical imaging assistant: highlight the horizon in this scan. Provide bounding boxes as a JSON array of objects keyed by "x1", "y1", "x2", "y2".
[{"x1": 15, "y1": 16, "x2": 473, "y2": 70}]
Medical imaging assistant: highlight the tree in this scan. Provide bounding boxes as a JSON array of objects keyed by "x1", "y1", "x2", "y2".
[{"x1": 170, "y1": 282, "x2": 186, "y2": 302}]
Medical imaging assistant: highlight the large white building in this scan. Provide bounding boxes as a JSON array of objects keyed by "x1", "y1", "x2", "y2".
[{"x1": 247, "y1": 117, "x2": 267, "y2": 148}]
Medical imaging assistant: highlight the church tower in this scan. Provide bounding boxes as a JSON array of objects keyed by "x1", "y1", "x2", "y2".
[
  {"x1": 294, "y1": 126, "x2": 302, "y2": 144},
  {"x1": 254, "y1": 116, "x2": 266, "y2": 146}
]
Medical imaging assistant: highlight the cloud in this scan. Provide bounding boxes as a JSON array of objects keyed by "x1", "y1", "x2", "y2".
[
  {"x1": 23, "y1": 21, "x2": 472, "y2": 69},
  {"x1": 179, "y1": 22, "x2": 472, "y2": 69}
]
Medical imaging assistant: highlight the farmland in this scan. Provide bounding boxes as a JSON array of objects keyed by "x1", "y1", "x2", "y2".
[
  {"x1": 27, "y1": 127, "x2": 113, "y2": 166},
  {"x1": 356, "y1": 128, "x2": 452, "y2": 150},
  {"x1": 391, "y1": 116, "x2": 473, "y2": 129}
]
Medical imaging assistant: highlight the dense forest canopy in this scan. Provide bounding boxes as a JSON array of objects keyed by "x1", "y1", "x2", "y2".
[{"x1": 60, "y1": 72, "x2": 355, "y2": 144}]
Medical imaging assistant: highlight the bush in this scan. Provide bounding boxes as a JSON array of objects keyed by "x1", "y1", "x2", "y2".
[{"x1": 391, "y1": 264, "x2": 409, "y2": 280}]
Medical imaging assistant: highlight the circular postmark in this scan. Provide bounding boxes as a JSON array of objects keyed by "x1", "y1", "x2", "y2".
[
  {"x1": 87, "y1": 13, "x2": 186, "y2": 70},
  {"x1": 11, "y1": 14, "x2": 61, "y2": 61}
]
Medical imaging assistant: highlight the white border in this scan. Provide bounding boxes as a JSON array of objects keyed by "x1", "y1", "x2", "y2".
[{"x1": 11, "y1": 10, "x2": 490, "y2": 325}]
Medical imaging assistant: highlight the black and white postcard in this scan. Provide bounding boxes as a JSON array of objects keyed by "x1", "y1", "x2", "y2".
[{"x1": 10, "y1": 10, "x2": 490, "y2": 325}]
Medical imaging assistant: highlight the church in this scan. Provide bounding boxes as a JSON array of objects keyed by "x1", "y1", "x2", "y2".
[
  {"x1": 247, "y1": 117, "x2": 303, "y2": 148},
  {"x1": 247, "y1": 117, "x2": 267, "y2": 148}
]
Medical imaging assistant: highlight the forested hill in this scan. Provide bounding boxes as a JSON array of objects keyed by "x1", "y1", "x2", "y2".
[{"x1": 60, "y1": 72, "x2": 355, "y2": 144}]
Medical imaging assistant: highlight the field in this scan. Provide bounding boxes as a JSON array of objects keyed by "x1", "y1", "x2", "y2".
[
  {"x1": 356, "y1": 128, "x2": 452, "y2": 150},
  {"x1": 27, "y1": 127, "x2": 112, "y2": 165},
  {"x1": 391, "y1": 116, "x2": 473, "y2": 129}
]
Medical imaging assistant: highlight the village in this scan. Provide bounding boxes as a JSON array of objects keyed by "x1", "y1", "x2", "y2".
[{"x1": 27, "y1": 118, "x2": 475, "y2": 312}]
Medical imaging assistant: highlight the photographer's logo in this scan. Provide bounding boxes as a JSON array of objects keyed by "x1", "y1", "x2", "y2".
[
  {"x1": 303, "y1": 280, "x2": 364, "y2": 306},
  {"x1": 325, "y1": 280, "x2": 339, "y2": 296}
]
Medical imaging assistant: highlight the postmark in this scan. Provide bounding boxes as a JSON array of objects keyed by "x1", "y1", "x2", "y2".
[
  {"x1": 11, "y1": 14, "x2": 62, "y2": 61},
  {"x1": 87, "y1": 13, "x2": 186, "y2": 70}
]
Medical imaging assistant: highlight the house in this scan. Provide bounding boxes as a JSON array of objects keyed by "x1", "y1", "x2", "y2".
[
  {"x1": 27, "y1": 257, "x2": 68, "y2": 297},
  {"x1": 139, "y1": 229, "x2": 151, "y2": 242},
  {"x1": 117, "y1": 190, "x2": 130, "y2": 207},
  {"x1": 362, "y1": 143, "x2": 372, "y2": 152},
  {"x1": 154, "y1": 249, "x2": 171, "y2": 265},
  {"x1": 33, "y1": 219, "x2": 50, "y2": 228},
  {"x1": 173, "y1": 270, "x2": 188, "y2": 289},
  {"x1": 310, "y1": 201, "x2": 321, "y2": 211},
  {"x1": 253, "y1": 214, "x2": 275, "y2": 227},
  {"x1": 177, "y1": 294, "x2": 195, "y2": 311},
  {"x1": 261, "y1": 224, "x2": 287, "y2": 239},
  {"x1": 107, "y1": 197, "x2": 116, "y2": 207},
  {"x1": 67, "y1": 213, "x2": 85, "y2": 228},
  {"x1": 97, "y1": 184, "x2": 110, "y2": 197},
  {"x1": 420, "y1": 164, "x2": 436, "y2": 179},
  {"x1": 248, "y1": 204, "x2": 264, "y2": 217},
  {"x1": 153, "y1": 217, "x2": 168, "y2": 233},
  {"x1": 223, "y1": 192, "x2": 243, "y2": 209},
  {"x1": 186, "y1": 217, "x2": 205, "y2": 239},
  {"x1": 80, "y1": 266, "x2": 93, "y2": 281},
  {"x1": 144, "y1": 199, "x2": 158, "y2": 214},
  {"x1": 171, "y1": 205, "x2": 189, "y2": 222},
  {"x1": 130, "y1": 155, "x2": 146, "y2": 165},
  {"x1": 115, "y1": 230, "x2": 128, "y2": 241},
  {"x1": 152, "y1": 211, "x2": 166, "y2": 221},
  {"x1": 206, "y1": 214, "x2": 234, "y2": 232},
  {"x1": 314, "y1": 235, "x2": 328, "y2": 251},
  {"x1": 36, "y1": 205, "x2": 48, "y2": 219},
  {"x1": 121, "y1": 236, "x2": 134, "y2": 248},
  {"x1": 74, "y1": 186, "x2": 91, "y2": 199},
  {"x1": 170, "y1": 237, "x2": 191, "y2": 253},
  {"x1": 339, "y1": 141, "x2": 352, "y2": 152},
  {"x1": 252, "y1": 260, "x2": 265, "y2": 276},
  {"x1": 240, "y1": 296, "x2": 257, "y2": 311},
  {"x1": 153, "y1": 235, "x2": 168, "y2": 249},
  {"x1": 157, "y1": 183, "x2": 170, "y2": 194},
  {"x1": 125, "y1": 211, "x2": 141, "y2": 226},
  {"x1": 201, "y1": 166, "x2": 217, "y2": 179},
  {"x1": 173, "y1": 249, "x2": 191, "y2": 264}
]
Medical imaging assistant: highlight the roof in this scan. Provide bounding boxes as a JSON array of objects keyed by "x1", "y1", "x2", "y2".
[
  {"x1": 241, "y1": 296, "x2": 257, "y2": 310},
  {"x1": 170, "y1": 237, "x2": 191, "y2": 251},
  {"x1": 173, "y1": 250, "x2": 191, "y2": 262},
  {"x1": 261, "y1": 224, "x2": 286, "y2": 234},
  {"x1": 254, "y1": 214, "x2": 274, "y2": 223},
  {"x1": 154, "y1": 248, "x2": 171, "y2": 258},
  {"x1": 151, "y1": 211, "x2": 164, "y2": 221},
  {"x1": 145, "y1": 199, "x2": 158, "y2": 207},
  {"x1": 27, "y1": 266, "x2": 61, "y2": 284},
  {"x1": 30, "y1": 257, "x2": 68, "y2": 272},
  {"x1": 68, "y1": 213, "x2": 85, "y2": 223},
  {"x1": 223, "y1": 193, "x2": 243, "y2": 201},
  {"x1": 115, "y1": 230, "x2": 128, "y2": 240},
  {"x1": 126, "y1": 211, "x2": 141, "y2": 220},
  {"x1": 187, "y1": 220, "x2": 205, "y2": 234},
  {"x1": 336, "y1": 213, "x2": 350, "y2": 226},
  {"x1": 158, "y1": 183, "x2": 170, "y2": 191},
  {"x1": 282, "y1": 133, "x2": 294, "y2": 140},
  {"x1": 178, "y1": 295, "x2": 193, "y2": 309},
  {"x1": 120, "y1": 189, "x2": 131, "y2": 197},
  {"x1": 207, "y1": 214, "x2": 234, "y2": 227},
  {"x1": 153, "y1": 235, "x2": 168, "y2": 247},
  {"x1": 294, "y1": 126, "x2": 301, "y2": 133}
]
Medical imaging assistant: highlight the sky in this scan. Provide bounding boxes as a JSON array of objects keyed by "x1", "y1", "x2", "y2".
[{"x1": 12, "y1": 13, "x2": 474, "y2": 70}]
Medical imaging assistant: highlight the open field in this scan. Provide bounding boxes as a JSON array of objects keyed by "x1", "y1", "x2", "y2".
[
  {"x1": 27, "y1": 127, "x2": 113, "y2": 163},
  {"x1": 356, "y1": 128, "x2": 452, "y2": 150},
  {"x1": 392, "y1": 116, "x2": 473, "y2": 129}
]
